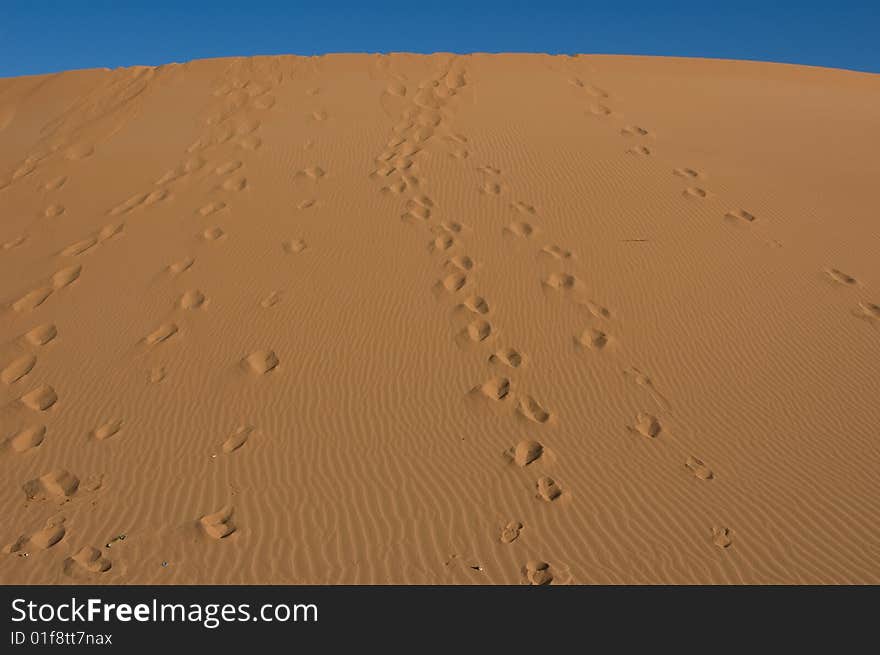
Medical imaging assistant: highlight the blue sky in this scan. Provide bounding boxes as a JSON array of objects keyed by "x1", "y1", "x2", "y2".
[{"x1": 1, "y1": 1, "x2": 877, "y2": 78}]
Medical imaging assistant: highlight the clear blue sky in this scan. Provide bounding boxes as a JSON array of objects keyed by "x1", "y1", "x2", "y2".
[{"x1": 1, "y1": 1, "x2": 877, "y2": 78}]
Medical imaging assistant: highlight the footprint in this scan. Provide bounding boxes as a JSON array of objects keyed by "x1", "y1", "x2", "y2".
[
  {"x1": 504, "y1": 222, "x2": 535, "y2": 238},
  {"x1": 282, "y1": 239, "x2": 308, "y2": 254},
  {"x1": 489, "y1": 347, "x2": 523, "y2": 368},
  {"x1": 576, "y1": 328, "x2": 609, "y2": 350},
  {"x1": 685, "y1": 456, "x2": 714, "y2": 480},
  {"x1": 43, "y1": 176, "x2": 67, "y2": 191},
  {"x1": 235, "y1": 119, "x2": 261, "y2": 135},
  {"x1": 23, "y1": 469, "x2": 78, "y2": 499},
  {"x1": 51, "y1": 265, "x2": 82, "y2": 289},
  {"x1": 202, "y1": 226, "x2": 226, "y2": 241},
  {"x1": 474, "y1": 376, "x2": 511, "y2": 401},
  {"x1": 623, "y1": 367, "x2": 670, "y2": 410},
  {"x1": 243, "y1": 350, "x2": 279, "y2": 374},
  {"x1": 510, "y1": 440, "x2": 544, "y2": 467},
  {"x1": 500, "y1": 521, "x2": 523, "y2": 544},
  {"x1": 460, "y1": 295, "x2": 490, "y2": 315},
  {"x1": 825, "y1": 269, "x2": 857, "y2": 286},
  {"x1": 480, "y1": 181, "x2": 503, "y2": 195},
  {"x1": 626, "y1": 146, "x2": 652, "y2": 156},
  {"x1": 3, "y1": 235, "x2": 28, "y2": 250},
  {"x1": 438, "y1": 273, "x2": 467, "y2": 294},
  {"x1": 725, "y1": 209, "x2": 756, "y2": 223},
  {"x1": 855, "y1": 302, "x2": 880, "y2": 320},
  {"x1": 522, "y1": 560, "x2": 554, "y2": 585},
  {"x1": 261, "y1": 291, "x2": 282, "y2": 308},
  {"x1": 297, "y1": 199, "x2": 317, "y2": 210},
  {"x1": 632, "y1": 412, "x2": 662, "y2": 438},
  {"x1": 4, "y1": 521, "x2": 65, "y2": 554},
  {"x1": 222, "y1": 426, "x2": 255, "y2": 453},
  {"x1": 198, "y1": 200, "x2": 226, "y2": 217},
  {"x1": 253, "y1": 95, "x2": 276, "y2": 110},
  {"x1": 199, "y1": 506, "x2": 236, "y2": 539},
  {"x1": 582, "y1": 300, "x2": 612, "y2": 319},
  {"x1": 463, "y1": 319, "x2": 492, "y2": 343},
  {"x1": 21, "y1": 385, "x2": 58, "y2": 411},
  {"x1": 511, "y1": 201, "x2": 537, "y2": 215},
  {"x1": 673, "y1": 168, "x2": 701, "y2": 179},
  {"x1": 168, "y1": 257, "x2": 195, "y2": 275},
  {"x1": 712, "y1": 527, "x2": 733, "y2": 549},
  {"x1": 179, "y1": 289, "x2": 207, "y2": 309},
  {"x1": 64, "y1": 144, "x2": 95, "y2": 160},
  {"x1": 12, "y1": 287, "x2": 53, "y2": 312},
  {"x1": 311, "y1": 110, "x2": 328, "y2": 122},
  {"x1": 536, "y1": 477, "x2": 563, "y2": 502},
  {"x1": 91, "y1": 419, "x2": 123, "y2": 441},
  {"x1": 429, "y1": 234, "x2": 455, "y2": 252},
  {"x1": 620, "y1": 126, "x2": 650, "y2": 136},
  {"x1": 540, "y1": 245, "x2": 573, "y2": 260},
  {"x1": 517, "y1": 396, "x2": 552, "y2": 424},
  {"x1": 215, "y1": 161, "x2": 243, "y2": 175},
  {"x1": 44, "y1": 204, "x2": 65, "y2": 218},
  {"x1": 587, "y1": 104, "x2": 612, "y2": 116},
  {"x1": 301, "y1": 166, "x2": 325, "y2": 180},
  {"x1": 61, "y1": 236, "x2": 98, "y2": 257},
  {"x1": 4, "y1": 425, "x2": 46, "y2": 453},
  {"x1": 683, "y1": 187, "x2": 709, "y2": 199},
  {"x1": 403, "y1": 204, "x2": 431, "y2": 222},
  {"x1": 64, "y1": 546, "x2": 111, "y2": 576},
  {"x1": 446, "y1": 255, "x2": 474, "y2": 272},
  {"x1": 221, "y1": 177, "x2": 247, "y2": 192},
  {"x1": 2, "y1": 354, "x2": 37, "y2": 384},
  {"x1": 99, "y1": 222, "x2": 125, "y2": 241},
  {"x1": 149, "y1": 367, "x2": 166, "y2": 384},
  {"x1": 145, "y1": 323, "x2": 179, "y2": 346},
  {"x1": 25, "y1": 324, "x2": 57, "y2": 346},
  {"x1": 385, "y1": 82, "x2": 407, "y2": 97},
  {"x1": 238, "y1": 135, "x2": 262, "y2": 150},
  {"x1": 543, "y1": 272, "x2": 579, "y2": 292}
]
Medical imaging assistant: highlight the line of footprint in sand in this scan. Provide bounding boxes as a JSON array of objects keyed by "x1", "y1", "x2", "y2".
[
  {"x1": 570, "y1": 72, "x2": 777, "y2": 550},
  {"x1": 576, "y1": 74, "x2": 878, "y2": 328},
  {"x1": 144, "y1": 72, "x2": 288, "y2": 548},
  {"x1": 375, "y1": 61, "x2": 569, "y2": 584}
]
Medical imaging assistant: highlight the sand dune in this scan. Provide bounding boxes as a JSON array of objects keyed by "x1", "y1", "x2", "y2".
[{"x1": 0, "y1": 54, "x2": 878, "y2": 584}]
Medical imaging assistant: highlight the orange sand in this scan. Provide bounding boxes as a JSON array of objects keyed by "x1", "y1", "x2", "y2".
[{"x1": 1, "y1": 54, "x2": 878, "y2": 584}]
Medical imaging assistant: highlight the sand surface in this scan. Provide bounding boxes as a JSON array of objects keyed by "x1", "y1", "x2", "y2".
[{"x1": 0, "y1": 54, "x2": 878, "y2": 584}]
